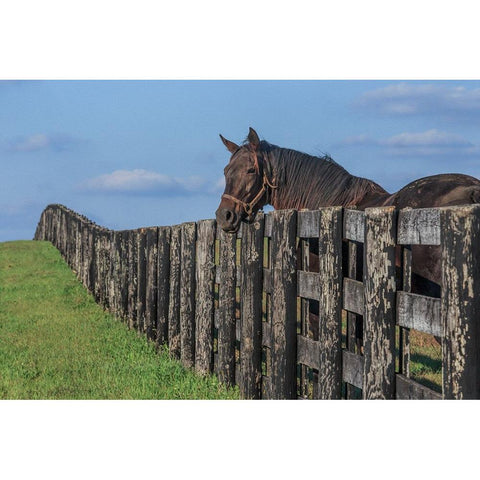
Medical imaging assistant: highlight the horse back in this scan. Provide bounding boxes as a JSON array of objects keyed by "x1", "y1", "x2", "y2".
[{"x1": 384, "y1": 173, "x2": 480, "y2": 209}]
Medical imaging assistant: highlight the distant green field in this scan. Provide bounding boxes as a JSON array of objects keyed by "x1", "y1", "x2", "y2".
[{"x1": 0, "y1": 240, "x2": 239, "y2": 400}]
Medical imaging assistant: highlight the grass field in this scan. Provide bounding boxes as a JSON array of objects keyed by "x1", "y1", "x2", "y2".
[{"x1": 0, "y1": 240, "x2": 239, "y2": 399}]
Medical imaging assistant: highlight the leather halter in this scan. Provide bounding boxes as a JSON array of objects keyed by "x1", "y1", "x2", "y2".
[{"x1": 221, "y1": 150, "x2": 277, "y2": 217}]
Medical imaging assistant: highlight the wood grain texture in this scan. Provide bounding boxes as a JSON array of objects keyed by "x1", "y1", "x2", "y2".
[
  {"x1": 136, "y1": 228, "x2": 147, "y2": 334},
  {"x1": 180, "y1": 222, "x2": 196, "y2": 368},
  {"x1": 396, "y1": 291, "x2": 442, "y2": 337},
  {"x1": 168, "y1": 225, "x2": 182, "y2": 358},
  {"x1": 342, "y1": 350, "x2": 364, "y2": 390},
  {"x1": 316, "y1": 207, "x2": 343, "y2": 399},
  {"x1": 269, "y1": 209, "x2": 297, "y2": 399},
  {"x1": 156, "y1": 226, "x2": 171, "y2": 347},
  {"x1": 397, "y1": 208, "x2": 440, "y2": 245},
  {"x1": 441, "y1": 205, "x2": 480, "y2": 399},
  {"x1": 239, "y1": 214, "x2": 264, "y2": 399},
  {"x1": 344, "y1": 209, "x2": 365, "y2": 243},
  {"x1": 363, "y1": 207, "x2": 397, "y2": 399},
  {"x1": 145, "y1": 227, "x2": 159, "y2": 341},
  {"x1": 343, "y1": 277, "x2": 364, "y2": 315},
  {"x1": 194, "y1": 219, "x2": 216, "y2": 374},
  {"x1": 395, "y1": 374, "x2": 441, "y2": 399},
  {"x1": 216, "y1": 227, "x2": 237, "y2": 386}
]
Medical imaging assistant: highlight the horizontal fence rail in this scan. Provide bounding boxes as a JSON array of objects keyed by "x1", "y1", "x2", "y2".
[{"x1": 34, "y1": 203, "x2": 480, "y2": 399}]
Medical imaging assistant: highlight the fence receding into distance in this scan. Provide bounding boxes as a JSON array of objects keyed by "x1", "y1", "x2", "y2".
[{"x1": 34, "y1": 203, "x2": 480, "y2": 399}]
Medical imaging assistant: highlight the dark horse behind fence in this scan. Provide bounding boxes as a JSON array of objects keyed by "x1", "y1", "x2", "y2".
[{"x1": 216, "y1": 127, "x2": 480, "y2": 303}]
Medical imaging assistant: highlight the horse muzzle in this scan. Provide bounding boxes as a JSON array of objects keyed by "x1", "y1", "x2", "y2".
[{"x1": 215, "y1": 207, "x2": 241, "y2": 233}]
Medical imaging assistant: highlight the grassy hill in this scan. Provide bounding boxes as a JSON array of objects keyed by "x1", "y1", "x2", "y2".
[{"x1": 0, "y1": 240, "x2": 239, "y2": 399}]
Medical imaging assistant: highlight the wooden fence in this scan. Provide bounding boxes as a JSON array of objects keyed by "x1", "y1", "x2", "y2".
[{"x1": 34, "y1": 203, "x2": 480, "y2": 399}]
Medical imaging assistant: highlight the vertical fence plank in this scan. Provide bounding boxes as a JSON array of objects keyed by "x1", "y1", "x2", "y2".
[
  {"x1": 115, "y1": 230, "x2": 130, "y2": 320},
  {"x1": 400, "y1": 245, "x2": 412, "y2": 376},
  {"x1": 269, "y1": 209, "x2": 297, "y2": 399},
  {"x1": 363, "y1": 206, "x2": 397, "y2": 399},
  {"x1": 127, "y1": 229, "x2": 138, "y2": 330},
  {"x1": 441, "y1": 205, "x2": 480, "y2": 399},
  {"x1": 316, "y1": 207, "x2": 343, "y2": 399},
  {"x1": 137, "y1": 228, "x2": 147, "y2": 334},
  {"x1": 168, "y1": 225, "x2": 182, "y2": 358},
  {"x1": 156, "y1": 226, "x2": 171, "y2": 348},
  {"x1": 195, "y1": 219, "x2": 216, "y2": 374},
  {"x1": 180, "y1": 222, "x2": 197, "y2": 368},
  {"x1": 216, "y1": 227, "x2": 237, "y2": 386},
  {"x1": 145, "y1": 227, "x2": 159, "y2": 342},
  {"x1": 239, "y1": 213, "x2": 264, "y2": 399}
]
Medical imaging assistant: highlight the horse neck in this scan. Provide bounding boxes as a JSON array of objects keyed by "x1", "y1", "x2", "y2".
[{"x1": 265, "y1": 145, "x2": 388, "y2": 210}]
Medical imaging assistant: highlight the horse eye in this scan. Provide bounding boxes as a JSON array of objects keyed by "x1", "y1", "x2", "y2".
[{"x1": 247, "y1": 167, "x2": 256, "y2": 174}]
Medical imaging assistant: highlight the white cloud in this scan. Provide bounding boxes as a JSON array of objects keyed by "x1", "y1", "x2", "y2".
[
  {"x1": 7, "y1": 132, "x2": 82, "y2": 152},
  {"x1": 339, "y1": 129, "x2": 480, "y2": 157},
  {"x1": 9, "y1": 134, "x2": 50, "y2": 152},
  {"x1": 381, "y1": 129, "x2": 472, "y2": 148},
  {"x1": 356, "y1": 83, "x2": 480, "y2": 116},
  {"x1": 80, "y1": 169, "x2": 216, "y2": 196}
]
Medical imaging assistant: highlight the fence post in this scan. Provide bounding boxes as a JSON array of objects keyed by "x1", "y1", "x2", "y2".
[
  {"x1": 180, "y1": 222, "x2": 197, "y2": 368},
  {"x1": 316, "y1": 206, "x2": 343, "y2": 399},
  {"x1": 269, "y1": 209, "x2": 298, "y2": 399},
  {"x1": 127, "y1": 229, "x2": 138, "y2": 330},
  {"x1": 216, "y1": 227, "x2": 237, "y2": 386},
  {"x1": 156, "y1": 226, "x2": 171, "y2": 348},
  {"x1": 363, "y1": 206, "x2": 397, "y2": 399},
  {"x1": 195, "y1": 219, "x2": 216, "y2": 374},
  {"x1": 137, "y1": 228, "x2": 147, "y2": 334},
  {"x1": 239, "y1": 212, "x2": 264, "y2": 399},
  {"x1": 145, "y1": 227, "x2": 159, "y2": 341},
  {"x1": 441, "y1": 205, "x2": 480, "y2": 399},
  {"x1": 168, "y1": 225, "x2": 182, "y2": 358},
  {"x1": 113, "y1": 230, "x2": 129, "y2": 320}
]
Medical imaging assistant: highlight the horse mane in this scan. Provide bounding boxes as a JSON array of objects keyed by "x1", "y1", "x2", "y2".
[{"x1": 258, "y1": 141, "x2": 389, "y2": 209}]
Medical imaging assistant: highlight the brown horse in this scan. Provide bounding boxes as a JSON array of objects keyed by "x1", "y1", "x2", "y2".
[{"x1": 216, "y1": 127, "x2": 480, "y2": 298}]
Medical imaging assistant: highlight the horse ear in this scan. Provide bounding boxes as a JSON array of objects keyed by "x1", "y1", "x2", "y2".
[
  {"x1": 248, "y1": 127, "x2": 260, "y2": 149},
  {"x1": 219, "y1": 134, "x2": 239, "y2": 154}
]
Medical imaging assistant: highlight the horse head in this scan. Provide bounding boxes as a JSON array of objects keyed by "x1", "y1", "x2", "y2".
[{"x1": 216, "y1": 127, "x2": 275, "y2": 233}]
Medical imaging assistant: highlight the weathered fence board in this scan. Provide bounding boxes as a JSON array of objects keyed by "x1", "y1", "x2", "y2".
[
  {"x1": 269, "y1": 209, "x2": 297, "y2": 399},
  {"x1": 363, "y1": 207, "x2": 397, "y2": 399},
  {"x1": 316, "y1": 207, "x2": 343, "y2": 399},
  {"x1": 343, "y1": 277, "x2": 364, "y2": 315},
  {"x1": 168, "y1": 225, "x2": 182, "y2": 358},
  {"x1": 195, "y1": 219, "x2": 216, "y2": 374},
  {"x1": 344, "y1": 209, "x2": 364, "y2": 242},
  {"x1": 396, "y1": 291, "x2": 442, "y2": 337},
  {"x1": 127, "y1": 229, "x2": 138, "y2": 330},
  {"x1": 180, "y1": 222, "x2": 196, "y2": 368},
  {"x1": 145, "y1": 227, "x2": 159, "y2": 341},
  {"x1": 342, "y1": 350, "x2": 364, "y2": 390},
  {"x1": 395, "y1": 374, "x2": 442, "y2": 400},
  {"x1": 239, "y1": 214, "x2": 264, "y2": 399},
  {"x1": 441, "y1": 205, "x2": 480, "y2": 399},
  {"x1": 137, "y1": 228, "x2": 147, "y2": 334},
  {"x1": 397, "y1": 208, "x2": 440, "y2": 245},
  {"x1": 297, "y1": 335, "x2": 320, "y2": 370},
  {"x1": 216, "y1": 227, "x2": 237, "y2": 386},
  {"x1": 156, "y1": 226, "x2": 171, "y2": 347}
]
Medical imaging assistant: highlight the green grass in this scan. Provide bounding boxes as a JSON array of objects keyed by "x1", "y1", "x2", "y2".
[{"x1": 0, "y1": 240, "x2": 239, "y2": 400}]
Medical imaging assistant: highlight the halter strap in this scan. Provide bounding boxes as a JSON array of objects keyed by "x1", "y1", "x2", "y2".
[{"x1": 222, "y1": 155, "x2": 277, "y2": 217}]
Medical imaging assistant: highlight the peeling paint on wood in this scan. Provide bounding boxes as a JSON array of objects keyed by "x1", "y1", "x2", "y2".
[
  {"x1": 363, "y1": 207, "x2": 397, "y2": 399},
  {"x1": 195, "y1": 219, "x2": 216, "y2": 374},
  {"x1": 441, "y1": 205, "x2": 480, "y2": 399},
  {"x1": 239, "y1": 212, "x2": 264, "y2": 399}
]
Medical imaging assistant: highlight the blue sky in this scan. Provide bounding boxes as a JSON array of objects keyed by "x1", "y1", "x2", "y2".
[{"x1": 2, "y1": 79, "x2": 480, "y2": 241}]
